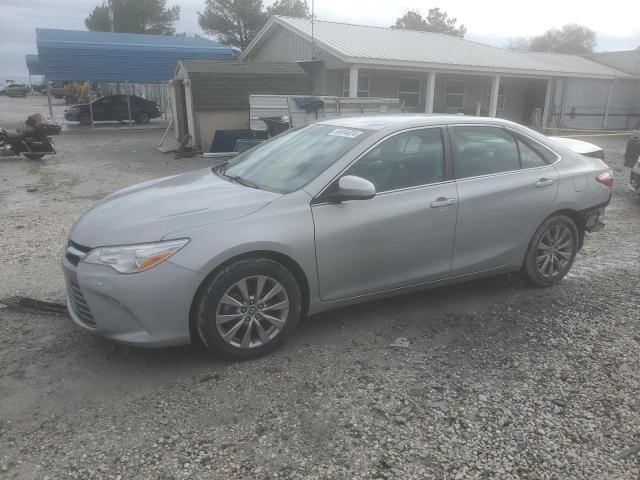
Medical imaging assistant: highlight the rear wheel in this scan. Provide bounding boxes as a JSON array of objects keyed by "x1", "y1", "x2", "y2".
[
  {"x1": 23, "y1": 153, "x2": 45, "y2": 160},
  {"x1": 521, "y1": 214, "x2": 578, "y2": 287},
  {"x1": 195, "y1": 257, "x2": 302, "y2": 360}
]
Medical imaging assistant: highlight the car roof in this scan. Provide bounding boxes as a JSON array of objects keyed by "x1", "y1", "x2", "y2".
[{"x1": 317, "y1": 114, "x2": 515, "y2": 131}]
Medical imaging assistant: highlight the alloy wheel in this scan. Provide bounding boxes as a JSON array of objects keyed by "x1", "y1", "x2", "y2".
[
  {"x1": 535, "y1": 224, "x2": 573, "y2": 278},
  {"x1": 215, "y1": 275, "x2": 289, "y2": 349}
]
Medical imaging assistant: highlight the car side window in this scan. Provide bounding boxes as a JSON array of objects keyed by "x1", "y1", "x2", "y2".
[
  {"x1": 517, "y1": 139, "x2": 547, "y2": 169},
  {"x1": 344, "y1": 128, "x2": 445, "y2": 193},
  {"x1": 452, "y1": 126, "x2": 520, "y2": 179}
]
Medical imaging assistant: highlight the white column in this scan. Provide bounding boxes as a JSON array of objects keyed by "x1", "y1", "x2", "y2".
[
  {"x1": 348, "y1": 65, "x2": 359, "y2": 98},
  {"x1": 489, "y1": 75, "x2": 500, "y2": 118},
  {"x1": 603, "y1": 81, "x2": 614, "y2": 129},
  {"x1": 424, "y1": 71, "x2": 436, "y2": 113},
  {"x1": 168, "y1": 80, "x2": 180, "y2": 139},
  {"x1": 542, "y1": 78, "x2": 552, "y2": 131}
]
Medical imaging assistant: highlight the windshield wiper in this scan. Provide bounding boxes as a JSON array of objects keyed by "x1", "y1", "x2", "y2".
[
  {"x1": 219, "y1": 170, "x2": 261, "y2": 190},
  {"x1": 231, "y1": 175, "x2": 261, "y2": 189}
]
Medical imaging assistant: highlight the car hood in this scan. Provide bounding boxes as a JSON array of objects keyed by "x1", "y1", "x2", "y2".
[{"x1": 69, "y1": 168, "x2": 280, "y2": 247}]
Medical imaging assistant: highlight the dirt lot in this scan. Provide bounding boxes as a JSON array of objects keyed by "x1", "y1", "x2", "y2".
[{"x1": 1, "y1": 94, "x2": 639, "y2": 479}]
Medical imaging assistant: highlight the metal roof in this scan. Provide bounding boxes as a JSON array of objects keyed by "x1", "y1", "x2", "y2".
[
  {"x1": 36, "y1": 29, "x2": 235, "y2": 83},
  {"x1": 176, "y1": 61, "x2": 312, "y2": 111},
  {"x1": 178, "y1": 60, "x2": 307, "y2": 75},
  {"x1": 25, "y1": 55, "x2": 43, "y2": 76},
  {"x1": 242, "y1": 17, "x2": 634, "y2": 79}
]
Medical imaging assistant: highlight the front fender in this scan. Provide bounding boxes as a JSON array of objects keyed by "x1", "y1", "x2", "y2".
[{"x1": 163, "y1": 190, "x2": 320, "y2": 306}]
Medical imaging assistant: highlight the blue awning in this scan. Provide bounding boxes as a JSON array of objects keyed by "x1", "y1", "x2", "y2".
[
  {"x1": 36, "y1": 29, "x2": 235, "y2": 83},
  {"x1": 26, "y1": 55, "x2": 44, "y2": 76}
]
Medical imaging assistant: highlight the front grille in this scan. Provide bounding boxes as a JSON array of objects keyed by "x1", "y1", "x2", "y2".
[
  {"x1": 66, "y1": 240, "x2": 91, "y2": 267},
  {"x1": 66, "y1": 281, "x2": 96, "y2": 328}
]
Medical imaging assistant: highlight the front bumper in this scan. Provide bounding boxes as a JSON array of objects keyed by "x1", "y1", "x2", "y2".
[{"x1": 62, "y1": 248, "x2": 204, "y2": 347}]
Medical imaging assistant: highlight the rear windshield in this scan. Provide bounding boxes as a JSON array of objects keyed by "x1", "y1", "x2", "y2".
[{"x1": 223, "y1": 124, "x2": 372, "y2": 193}]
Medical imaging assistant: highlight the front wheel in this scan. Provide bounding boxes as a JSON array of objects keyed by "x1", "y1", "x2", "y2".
[
  {"x1": 135, "y1": 112, "x2": 150, "y2": 123},
  {"x1": 521, "y1": 214, "x2": 578, "y2": 287},
  {"x1": 23, "y1": 153, "x2": 45, "y2": 160},
  {"x1": 195, "y1": 257, "x2": 302, "y2": 360}
]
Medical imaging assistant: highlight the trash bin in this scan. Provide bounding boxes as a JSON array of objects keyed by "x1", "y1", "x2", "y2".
[{"x1": 624, "y1": 130, "x2": 640, "y2": 168}]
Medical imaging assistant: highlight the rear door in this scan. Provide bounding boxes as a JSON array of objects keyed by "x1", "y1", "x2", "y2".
[
  {"x1": 95, "y1": 95, "x2": 128, "y2": 121},
  {"x1": 449, "y1": 125, "x2": 559, "y2": 275}
]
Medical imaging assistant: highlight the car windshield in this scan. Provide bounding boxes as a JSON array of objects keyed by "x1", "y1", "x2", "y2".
[{"x1": 220, "y1": 124, "x2": 372, "y2": 193}]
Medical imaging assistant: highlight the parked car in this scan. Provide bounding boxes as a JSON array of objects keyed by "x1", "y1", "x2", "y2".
[
  {"x1": 64, "y1": 95, "x2": 161, "y2": 125},
  {"x1": 63, "y1": 116, "x2": 612, "y2": 360},
  {"x1": 624, "y1": 130, "x2": 640, "y2": 194},
  {"x1": 5, "y1": 84, "x2": 30, "y2": 98}
]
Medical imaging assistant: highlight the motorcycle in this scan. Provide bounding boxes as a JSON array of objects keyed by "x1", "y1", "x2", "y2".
[{"x1": 0, "y1": 113, "x2": 59, "y2": 160}]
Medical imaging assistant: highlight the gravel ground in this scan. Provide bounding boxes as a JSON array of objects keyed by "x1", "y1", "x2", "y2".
[{"x1": 1, "y1": 95, "x2": 640, "y2": 479}]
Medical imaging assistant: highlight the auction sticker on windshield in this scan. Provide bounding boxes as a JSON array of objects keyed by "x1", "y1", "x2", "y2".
[{"x1": 327, "y1": 128, "x2": 364, "y2": 139}]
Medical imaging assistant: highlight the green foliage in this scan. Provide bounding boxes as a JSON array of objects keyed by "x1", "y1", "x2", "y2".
[
  {"x1": 198, "y1": 0, "x2": 309, "y2": 50},
  {"x1": 392, "y1": 8, "x2": 466, "y2": 38},
  {"x1": 198, "y1": 0, "x2": 265, "y2": 50},
  {"x1": 527, "y1": 24, "x2": 596, "y2": 54},
  {"x1": 266, "y1": 0, "x2": 309, "y2": 18},
  {"x1": 85, "y1": 0, "x2": 180, "y2": 35}
]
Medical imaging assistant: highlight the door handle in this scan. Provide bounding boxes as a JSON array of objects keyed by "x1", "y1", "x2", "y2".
[
  {"x1": 430, "y1": 197, "x2": 456, "y2": 208},
  {"x1": 535, "y1": 178, "x2": 554, "y2": 188}
]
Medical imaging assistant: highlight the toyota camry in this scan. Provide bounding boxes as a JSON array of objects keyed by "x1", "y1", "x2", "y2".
[{"x1": 63, "y1": 116, "x2": 612, "y2": 360}]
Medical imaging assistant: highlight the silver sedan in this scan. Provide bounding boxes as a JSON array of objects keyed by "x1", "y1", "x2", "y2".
[{"x1": 62, "y1": 116, "x2": 613, "y2": 359}]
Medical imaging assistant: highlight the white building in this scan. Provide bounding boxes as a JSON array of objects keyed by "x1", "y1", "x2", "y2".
[{"x1": 241, "y1": 16, "x2": 640, "y2": 130}]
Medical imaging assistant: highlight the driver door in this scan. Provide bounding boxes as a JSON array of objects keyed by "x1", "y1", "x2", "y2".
[{"x1": 311, "y1": 127, "x2": 459, "y2": 301}]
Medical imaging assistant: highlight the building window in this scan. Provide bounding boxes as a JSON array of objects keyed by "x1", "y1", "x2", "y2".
[
  {"x1": 397, "y1": 78, "x2": 421, "y2": 111},
  {"x1": 485, "y1": 82, "x2": 507, "y2": 110},
  {"x1": 444, "y1": 79, "x2": 466, "y2": 110},
  {"x1": 343, "y1": 73, "x2": 369, "y2": 97}
]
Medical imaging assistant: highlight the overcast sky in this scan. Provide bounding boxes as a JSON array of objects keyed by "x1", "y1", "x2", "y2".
[{"x1": 2, "y1": 0, "x2": 639, "y2": 83}]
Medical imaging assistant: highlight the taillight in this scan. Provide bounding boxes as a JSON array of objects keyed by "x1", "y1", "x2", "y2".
[{"x1": 596, "y1": 170, "x2": 614, "y2": 188}]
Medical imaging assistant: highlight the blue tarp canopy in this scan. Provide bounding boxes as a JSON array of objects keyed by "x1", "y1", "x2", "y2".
[
  {"x1": 26, "y1": 55, "x2": 44, "y2": 76},
  {"x1": 36, "y1": 29, "x2": 235, "y2": 83}
]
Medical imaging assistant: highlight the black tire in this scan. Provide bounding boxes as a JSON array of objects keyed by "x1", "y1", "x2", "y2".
[
  {"x1": 79, "y1": 113, "x2": 92, "y2": 125},
  {"x1": 521, "y1": 214, "x2": 578, "y2": 287},
  {"x1": 135, "y1": 112, "x2": 150, "y2": 124},
  {"x1": 195, "y1": 257, "x2": 302, "y2": 360},
  {"x1": 23, "y1": 153, "x2": 45, "y2": 160}
]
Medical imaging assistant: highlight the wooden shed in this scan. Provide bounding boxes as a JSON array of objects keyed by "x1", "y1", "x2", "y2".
[{"x1": 171, "y1": 60, "x2": 312, "y2": 150}]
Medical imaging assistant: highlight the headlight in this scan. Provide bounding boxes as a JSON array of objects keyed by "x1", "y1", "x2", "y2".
[{"x1": 83, "y1": 239, "x2": 189, "y2": 274}]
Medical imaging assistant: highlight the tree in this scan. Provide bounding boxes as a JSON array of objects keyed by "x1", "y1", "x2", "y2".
[
  {"x1": 392, "y1": 10, "x2": 428, "y2": 31},
  {"x1": 266, "y1": 0, "x2": 309, "y2": 18},
  {"x1": 506, "y1": 36, "x2": 530, "y2": 52},
  {"x1": 528, "y1": 24, "x2": 596, "y2": 54},
  {"x1": 392, "y1": 8, "x2": 466, "y2": 38},
  {"x1": 198, "y1": 0, "x2": 309, "y2": 51},
  {"x1": 198, "y1": 0, "x2": 265, "y2": 50},
  {"x1": 85, "y1": 0, "x2": 180, "y2": 35}
]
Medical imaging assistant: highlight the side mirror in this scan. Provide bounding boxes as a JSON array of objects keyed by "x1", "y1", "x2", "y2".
[{"x1": 330, "y1": 175, "x2": 376, "y2": 202}]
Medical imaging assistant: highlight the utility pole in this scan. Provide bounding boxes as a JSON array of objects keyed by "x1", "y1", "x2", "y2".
[
  {"x1": 107, "y1": 0, "x2": 115, "y2": 32},
  {"x1": 311, "y1": 0, "x2": 315, "y2": 59}
]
